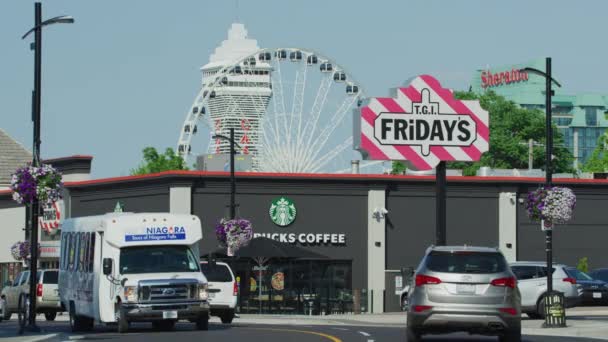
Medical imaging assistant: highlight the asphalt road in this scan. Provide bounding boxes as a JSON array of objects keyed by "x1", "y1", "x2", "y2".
[{"x1": 1, "y1": 320, "x2": 608, "y2": 342}]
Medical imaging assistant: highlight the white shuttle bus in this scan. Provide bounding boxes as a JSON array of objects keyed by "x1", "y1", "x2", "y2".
[{"x1": 59, "y1": 212, "x2": 210, "y2": 333}]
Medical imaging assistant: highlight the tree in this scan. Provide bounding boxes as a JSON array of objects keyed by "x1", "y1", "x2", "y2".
[
  {"x1": 582, "y1": 133, "x2": 608, "y2": 172},
  {"x1": 392, "y1": 91, "x2": 574, "y2": 176},
  {"x1": 131, "y1": 147, "x2": 189, "y2": 175},
  {"x1": 577, "y1": 257, "x2": 589, "y2": 273}
]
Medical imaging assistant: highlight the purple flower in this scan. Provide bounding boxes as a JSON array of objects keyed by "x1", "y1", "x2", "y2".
[
  {"x1": 215, "y1": 218, "x2": 253, "y2": 253},
  {"x1": 526, "y1": 186, "x2": 576, "y2": 225},
  {"x1": 10, "y1": 164, "x2": 63, "y2": 205}
]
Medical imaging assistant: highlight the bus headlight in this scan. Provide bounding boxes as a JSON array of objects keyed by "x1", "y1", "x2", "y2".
[
  {"x1": 198, "y1": 283, "x2": 208, "y2": 301},
  {"x1": 124, "y1": 286, "x2": 138, "y2": 302}
]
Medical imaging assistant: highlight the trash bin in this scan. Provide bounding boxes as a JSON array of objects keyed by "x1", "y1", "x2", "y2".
[{"x1": 543, "y1": 291, "x2": 566, "y2": 328}]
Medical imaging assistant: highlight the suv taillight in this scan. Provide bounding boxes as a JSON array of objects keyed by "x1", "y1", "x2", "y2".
[
  {"x1": 36, "y1": 283, "x2": 43, "y2": 297},
  {"x1": 563, "y1": 277, "x2": 577, "y2": 284},
  {"x1": 233, "y1": 281, "x2": 238, "y2": 296},
  {"x1": 491, "y1": 277, "x2": 517, "y2": 289},
  {"x1": 415, "y1": 274, "x2": 442, "y2": 287}
]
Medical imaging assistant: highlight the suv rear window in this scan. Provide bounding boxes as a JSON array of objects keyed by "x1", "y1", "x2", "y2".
[
  {"x1": 565, "y1": 267, "x2": 593, "y2": 281},
  {"x1": 200, "y1": 264, "x2": 232, "y2": 282},
  {"x1": 425, "y1": 251, "x2": 507, "y2": 274},
  {"x1": 42, "y1": 271, "x2": 58, "y2": 284}
]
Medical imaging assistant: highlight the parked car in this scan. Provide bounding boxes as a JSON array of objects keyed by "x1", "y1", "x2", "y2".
[
  {"x1": 565, "y1": 267, "x2": 608, "y2": 305},
  {"x1": 509, "y1": 262, "x2": 581, "y2": 319},
  {"x1": 589, "y1": 268, "x2": 608, "y2": 283},
  {"x1": 1, "y1": 269, "x2": 62, "y2": 321},
  {"x1": 398, "y1": 284, "x2": 411, "y2": 311},
  {"x1": 200, "y1": 261, "x2": 237, "y2": 324},
  {"x1": 407, "y1": 246, "x2": 521, "y2": 342}
]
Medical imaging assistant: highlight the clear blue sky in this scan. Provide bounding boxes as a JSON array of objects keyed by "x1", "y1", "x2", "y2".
[{"x1": 2, "y1": 0, "x2": 607, "y2": 178}]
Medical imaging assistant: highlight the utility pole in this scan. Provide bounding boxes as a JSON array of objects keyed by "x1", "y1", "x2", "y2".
[
  {"x1": 229, "y1": 128, "x2": 236, "y2": 220},
  {"x1": 20, "y1": 3, "x2": 74, "y2": 332},
  {"x1": 524, "y1": 58, "x2": 564, "y2": 327}
]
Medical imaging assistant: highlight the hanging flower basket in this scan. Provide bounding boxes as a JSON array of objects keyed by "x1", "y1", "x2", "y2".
[
  {"x1": 10, "y1": 164, "x2": 63, "y2": 205},
  {"x1": 215, "y1": 218, "x2": 253, "y2": 256},
  {"x1": 10, "y1": 241, "x2": 40, "y2": 262},
  {"x1": 526, "y1": 186, "x2": 576, "y2": 226}
]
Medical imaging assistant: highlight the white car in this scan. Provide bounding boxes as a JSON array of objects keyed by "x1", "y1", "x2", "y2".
[
  {"x1": 510, "y1": 261, "x2": 582, "y2": 319},
  {"x1": 200, "y1": 261, "x2": 237, "y2": 323},
  {"x1": 398, "y1": 285, "x2": 411, "y2": 311}
]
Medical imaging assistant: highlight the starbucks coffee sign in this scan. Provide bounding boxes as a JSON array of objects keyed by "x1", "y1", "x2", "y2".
[
  {"x1": 269, "y1": 197, "x2": 297, "y2": 226},
  {"x1": 263, "y1": 197, "x2": 346, "y2": 245}
]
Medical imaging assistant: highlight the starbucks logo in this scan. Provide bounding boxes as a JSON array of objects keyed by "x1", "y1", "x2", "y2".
[{"x1": 269, "y1": 197, "x2": 297, "y2": 227}]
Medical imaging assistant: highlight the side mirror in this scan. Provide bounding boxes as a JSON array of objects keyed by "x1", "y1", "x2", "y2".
[{"x1": 103, "y1": 258, "x2": 113, "y2": 276}]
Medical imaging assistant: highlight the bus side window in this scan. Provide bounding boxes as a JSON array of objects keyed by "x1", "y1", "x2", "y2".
[
  {"x1": 59, "y1": 233, "x2": 65, "y2": 270},
  {"x1": 79, "y1": 233, "x2": 86, "y2": 272},
  {"x1": 69, "y1": 232, "x2": 75, "y2": 271},
  {"x1": 88, "y1": 233, "x2": 95, "y2": 273},
  {"x1": 82, "y1": 232, "x2": 88, "y2": 272}
]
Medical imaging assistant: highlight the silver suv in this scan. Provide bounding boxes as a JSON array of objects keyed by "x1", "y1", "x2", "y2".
[
  {"x1": 1, "y1": 269, "x2": 62, "y2": 321},
  {"x1": 510, "y1": 261, "x2": 581, "y2": 319},
  {"x1": 407, "y1": 246, "x2": 521, "y2": 342}
]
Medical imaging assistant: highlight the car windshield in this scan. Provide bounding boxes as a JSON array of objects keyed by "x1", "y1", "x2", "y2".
[
  {"x1": 566, "y1": 268, "x2": 594, "y2": 281},
  {"x1": 200, "y1": 263, "x2": 232, "y2": 282},
  {"x1": 590, "y1": 270, "x2": 608, "y2": 282},
  {"x1": 120, "y1": 246, "x2": 200, "y2": 274},
  {"x1": 426, "y1": 251, "x2": 507, "y2": 274}
]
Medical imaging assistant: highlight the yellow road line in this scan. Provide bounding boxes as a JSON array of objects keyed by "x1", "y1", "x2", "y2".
[{"x1": 246, "y1": 327, "x2": 343, "y2": 342}]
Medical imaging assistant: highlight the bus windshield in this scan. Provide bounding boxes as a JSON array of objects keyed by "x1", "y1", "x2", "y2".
[{"x1": 119, "y1": 245, "x2": 200, "y2": 274}]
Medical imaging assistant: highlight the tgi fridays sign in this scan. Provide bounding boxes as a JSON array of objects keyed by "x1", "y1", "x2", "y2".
[
  {"x1": 39, "y1": 200, "x2": 63, "y2": 234},
  {"x1": 356, "y1": 75, "x2": 489, "y2": 170}
]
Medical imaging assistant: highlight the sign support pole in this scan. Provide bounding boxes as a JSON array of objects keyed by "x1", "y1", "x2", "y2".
[{"x1": 435, "y1": 161, "x2": 447, "y2": 246}]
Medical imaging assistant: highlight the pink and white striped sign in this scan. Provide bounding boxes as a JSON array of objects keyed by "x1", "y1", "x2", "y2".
[
  {"x1": 39, "y1": 201, "x2": 62, "y2": 234},
  {"x1": 355, "y1": 75, "x2": 489, "y2": 170}
]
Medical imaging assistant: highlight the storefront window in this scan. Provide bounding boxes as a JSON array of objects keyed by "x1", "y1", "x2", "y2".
[{"x1": 225, "y1": 259, "x2": 353, "y2": 315}]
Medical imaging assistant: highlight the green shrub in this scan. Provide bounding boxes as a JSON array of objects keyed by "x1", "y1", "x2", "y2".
[{"x1": 577, "y1": 257, "x2": 589, "y2": 273}]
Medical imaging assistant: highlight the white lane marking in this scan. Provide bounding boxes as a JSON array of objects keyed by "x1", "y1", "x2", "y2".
[
  {"x1": 332, "y1": 327, "x2": 349, "y2": 331},
  {"x1": 358, "y1": 331, "x2": 371, "y2": 337},
  {"x1": 368, "y1": 340, "x2": 375, "y2": 342}
]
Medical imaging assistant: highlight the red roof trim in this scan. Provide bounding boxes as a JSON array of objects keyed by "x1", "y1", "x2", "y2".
[
  {"x1": 2, "y1": 171, "x2": 608, "y2": 197},
  {"x1": 60, "y1": 170, "x2": 608, "y2": 187}
]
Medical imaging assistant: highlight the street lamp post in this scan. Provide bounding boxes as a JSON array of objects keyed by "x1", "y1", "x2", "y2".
[
  {"x1": 523, "y1": 57, "x2": 563, "y2": 327},
  {"x1": 21, "y1": 2, "x2": 73, "y2": 331},
  {"x1": 212, "y1": 128, "x2": 241, "y2": 220}
]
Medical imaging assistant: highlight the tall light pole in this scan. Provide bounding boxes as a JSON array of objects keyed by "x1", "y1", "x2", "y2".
[
  {"x1": 523, "y1": 57, "x2": 563, "y2": 327},
  {"x1": 212, "y1": 128, "x2": 241, "y2": 220},
  {"x1": 21, "y1": 2, "x2": 73, "y2": 331}
]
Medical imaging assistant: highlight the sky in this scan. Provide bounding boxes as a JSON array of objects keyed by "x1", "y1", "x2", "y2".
[{"x1": 1, "y1": 0, "x2": 608, "y2": 178}]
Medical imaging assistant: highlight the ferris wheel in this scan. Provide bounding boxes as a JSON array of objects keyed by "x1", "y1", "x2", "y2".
[{"x1": 177, "y1": 46, "x2": 378, "y2": 173}]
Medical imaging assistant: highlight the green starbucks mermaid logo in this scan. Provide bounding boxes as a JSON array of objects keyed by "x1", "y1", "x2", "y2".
[{"x1": 269, "y1": 197, "x2": 297, "y2": 227}]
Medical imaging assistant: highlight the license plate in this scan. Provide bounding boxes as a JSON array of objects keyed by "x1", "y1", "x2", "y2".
[
  {"x1": 593, "y1": 292, "x2": 602, "y2": 299},
  {"x1": 456, "y1": 284, "x2": 476, "y2": 294},
  {"x1": 208, "y1": 292, "x2": 215, "y2": 298},
  {"x1": 163, "y1": 311, "x2": 178, "y2": 319}
]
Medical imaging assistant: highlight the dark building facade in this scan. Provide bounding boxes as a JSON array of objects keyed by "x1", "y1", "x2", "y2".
[{"x1": 2, "y1": 170, "x2": 608, "y2": 313}]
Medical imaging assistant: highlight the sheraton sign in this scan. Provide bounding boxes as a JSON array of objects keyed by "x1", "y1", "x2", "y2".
[{"x1": 481, "y1": 68, "x2": 529, "y2": 89}]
